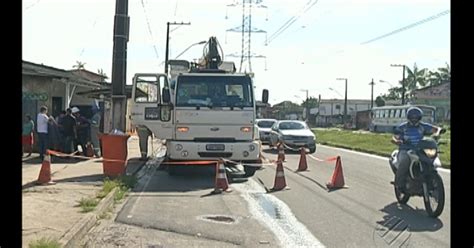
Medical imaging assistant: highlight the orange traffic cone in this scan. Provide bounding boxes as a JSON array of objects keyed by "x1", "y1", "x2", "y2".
[
  {"x1": 37, "y1": 150, "x2": 56, "y2": 185},
  {"x1": 326, "y1": 156, "x2": 347, "y2": 189},
  {"x1": 296, "y1": 147, "x2": 308, "y2": 171},
  {"x1": 271, "y1": 160, "x2": 289, "y2": 191},
  {"x1": 277, "y1": 142, "x2": 286, "y2": 162},
  {"x1": 213, "y1": 161, "x2": 232, "y2": 194}
]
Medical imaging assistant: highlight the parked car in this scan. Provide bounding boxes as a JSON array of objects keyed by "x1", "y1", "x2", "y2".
[
  {"x1": 269, "y1": 120, "x2": 316, "y2": 153},
  {"x1": 256, "y1": 118, "x2": 277, "y2": 144}
]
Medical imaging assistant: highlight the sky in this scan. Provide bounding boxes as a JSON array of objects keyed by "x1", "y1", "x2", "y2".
[{"x1": 22, "y1": 0, "x2": 450, "y2": 105}]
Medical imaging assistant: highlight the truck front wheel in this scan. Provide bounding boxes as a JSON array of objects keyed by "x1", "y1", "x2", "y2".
[{"x1": 244, "y1": 165, "x2": 258, "y2": 177}]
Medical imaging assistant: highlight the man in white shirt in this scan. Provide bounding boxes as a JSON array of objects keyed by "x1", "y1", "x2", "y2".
[{"x1": 37, "y1": 106, "x2": 54, "y2": 160}]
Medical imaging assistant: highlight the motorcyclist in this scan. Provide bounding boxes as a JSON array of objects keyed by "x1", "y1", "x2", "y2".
[{"x1": 391, "y1": 106, "x2": 442, "y2": 192}]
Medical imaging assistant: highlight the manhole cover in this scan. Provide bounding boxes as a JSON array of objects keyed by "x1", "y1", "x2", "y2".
[{"x1": 197, "y1": 215, "x2": 238, "y2": 224}]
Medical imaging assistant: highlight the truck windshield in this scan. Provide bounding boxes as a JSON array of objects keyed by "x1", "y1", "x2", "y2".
[{"x1": 176, "y1": 75, "x2": 253, "y2": 108}]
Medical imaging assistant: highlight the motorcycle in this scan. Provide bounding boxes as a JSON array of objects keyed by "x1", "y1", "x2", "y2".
[{"x1": 389, "y1": 128, "x2": 446, "y2": 218}]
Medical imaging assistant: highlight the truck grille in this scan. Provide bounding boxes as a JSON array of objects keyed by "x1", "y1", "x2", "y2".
[{"x1": 198, "y1": 152, "x2": 233, "y2": 158}]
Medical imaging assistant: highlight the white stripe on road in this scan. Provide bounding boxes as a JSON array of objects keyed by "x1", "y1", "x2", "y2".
[
  {"x1": 233, "y1": 179, "x2": 325, "y2": 248},
  {"x1": 317, "y1": 144, "x2": 450, "y2": 174},
  {"x1": 126, "y1": 164, "x2": 156, "y2": 219}
]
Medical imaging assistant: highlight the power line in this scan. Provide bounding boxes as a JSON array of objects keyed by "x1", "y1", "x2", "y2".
[
  {"x1": 24, "y1": 0, "x2": 41, "y2": 11},
  {"x1": 140, "y1": 0, "x2": 160, "y2": 62},
  {"x1": 266, "y1": 0, "x2": 319, "y2": 45},
  {"x1": 361, "y1": 9, "x2": 450, "y2": 45}
]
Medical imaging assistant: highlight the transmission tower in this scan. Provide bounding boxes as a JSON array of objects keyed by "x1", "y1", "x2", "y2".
[{"x1": 226, "y1": 0, "x2": 267, "y2": 73}]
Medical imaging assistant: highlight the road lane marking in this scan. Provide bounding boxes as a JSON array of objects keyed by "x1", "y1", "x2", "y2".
[
  {"x1": 233, "y1": 179, "x2": 325, "y2": 248},
  {"x1": 126, "y1": 163, "x2": 156, "y2": 218}
]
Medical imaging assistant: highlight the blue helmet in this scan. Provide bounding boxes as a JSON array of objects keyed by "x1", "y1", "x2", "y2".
[{"x1": 407, "y1": 107, "x2": 423, "y2": 125}]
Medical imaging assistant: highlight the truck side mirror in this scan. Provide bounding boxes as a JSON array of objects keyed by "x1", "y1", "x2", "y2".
[
  {"x1": 262, "y1": 89, "x2": 269, "y2": 104},
  {"x1": 162, "y1": 88, "x2": 170, "y2": 103}
]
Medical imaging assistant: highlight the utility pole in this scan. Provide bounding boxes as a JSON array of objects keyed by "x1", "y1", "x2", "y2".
[
  {"x1": 336, "y1": 78, "x2": 348, "y2": 126},
  {"x1": 391, "y1": 64, "x2": 406, "y2": 105},
  {"x1": 111, "y1": 0, "x2": 129, "y2": 132},
  {"x1": 369, "y1": 78, "x2": 374, "y2": 109},
  {"x1": 301, "y1": 89, "x2": 309, "y2": 122},
  {"x1": 165, "y1": 21, "x2": 191, "y2": 74}
]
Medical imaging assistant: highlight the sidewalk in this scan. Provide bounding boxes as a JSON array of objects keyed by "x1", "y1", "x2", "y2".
[{"x1": 22, "y1": 135, "x2": 160, "y2": 247}]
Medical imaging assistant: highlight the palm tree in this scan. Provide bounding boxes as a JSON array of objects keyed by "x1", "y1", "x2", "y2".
[
  {"x1": 73, "y1": 61, "x2": 86, "y2": 70},
  {"x1": 428, "y1": 62, "x2": 450, "y2": 86},
  {"x1": 404, "y1": 63, "x2": 428, "y2": 101}
]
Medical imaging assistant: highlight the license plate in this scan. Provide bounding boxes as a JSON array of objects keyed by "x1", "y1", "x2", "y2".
[{"x1": 206, "y1": 144, "x2": 225, "y2": 151}]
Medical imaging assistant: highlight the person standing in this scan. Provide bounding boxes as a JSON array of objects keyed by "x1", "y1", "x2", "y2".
[
  {"x1": 61, "y1": 108, "x2": 77, "y2": 154},
  {"x1": 72, "y1": 107, "x2": 90, "y2": 156},
  {"x1": 90, "y1": 103, "x2": 101, "y2": 157},
  {"x1": 136, "y1": 126, "x2": 152, "y2": 161},
  {"x1": 22, "y1": 114, "x2": 35, "y2": 157},
  {"x1": 37, "y1": 106, "x2": 55, "y2": 160}
]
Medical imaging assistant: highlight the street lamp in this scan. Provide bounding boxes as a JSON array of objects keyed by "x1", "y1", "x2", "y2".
[
  {"x1": 336, "y1": 78, "x2": 348, "y2": 126},
  {"x1": 328, "y1": 87, "x2": 343, "y2": 98},
  {"x1": 174, "y1": 40, "x2": 207, "y2": 59},
  {"x1": 390, "y1": 64, "x2": 406, "y2": 105},
  {"x1": 379, "y1": 80, "x2": 395, "y2": 87},
  {"x1": 369, "y1": 78, "x2": 374, "y2": 109}
]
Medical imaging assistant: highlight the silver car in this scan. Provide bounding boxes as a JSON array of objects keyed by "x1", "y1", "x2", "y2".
[
  {"x1": 269, "y1": 120, "x2": 316, "y2": 153},
  {"x1": 256, "y1": 118, "x2": 277, "y2": 144}
]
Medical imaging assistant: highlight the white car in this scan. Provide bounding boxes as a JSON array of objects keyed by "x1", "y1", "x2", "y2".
[
  {"x1": 256, "y1": 118, "x2": 277, "y2": 144},
  {"x1": 269, "y1": 120, "x2": 316, "y2": 153}
]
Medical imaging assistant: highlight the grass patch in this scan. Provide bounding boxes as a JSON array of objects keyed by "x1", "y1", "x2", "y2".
[
  {"x1": 96, "y1": 175, "x2": 138, "y2": 203},
  {"x1": 29, "y1": 237, "x2": 62, "y2": 248},
  {"x1": 313, "y1": 128, "x2": 451, "y2": 168},
  {"x1": 77, "y1": 197, "x2": 99, "y2": 213},
  {"x1": 96, "y1": 179, "x2": 119, "y2": 199}
]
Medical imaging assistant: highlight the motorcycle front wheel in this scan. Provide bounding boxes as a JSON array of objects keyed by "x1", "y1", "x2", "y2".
[
  {"x1": 423, "y1": 173, "x2": 445, "y2": 218},
  {"x1": 394, "y1": 185, "x2": 410, "y2": 204}
]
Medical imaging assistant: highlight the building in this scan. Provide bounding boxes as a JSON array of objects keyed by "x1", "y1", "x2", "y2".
[
  {"x1": 313, "y1": 99, "x2": 372, "y2": 127},
  {"x1": 22, "y1": 60, "x2": 111, "y2": 151},
  {"x1": 411, "y1": 81, "x2": 450, "y2": 123}
]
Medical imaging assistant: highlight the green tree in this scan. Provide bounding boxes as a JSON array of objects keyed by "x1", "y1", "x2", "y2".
[
  {"x1": 375, "y1": 96, "x2": 385, "y2": 107},
  {"x1": 428, "y1": 62, "x2": 450, "y2": 86},
  {"x1": 302, "y1": 97, "x2": 319, "y2": 109},
  {"x1": 381, "y1": 87, "x2": 403, "y2": 100},
  {"x1": 404, "y1": 63, "x2": 429, "y2": 102}
]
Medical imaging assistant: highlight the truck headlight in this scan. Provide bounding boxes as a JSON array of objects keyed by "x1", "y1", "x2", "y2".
[
  {"x1": 249, "y1": 144, "x2": 256, "y2": 151},
  {"x1": 241, "y1": 127, "x2": 251, "y2": 132}
]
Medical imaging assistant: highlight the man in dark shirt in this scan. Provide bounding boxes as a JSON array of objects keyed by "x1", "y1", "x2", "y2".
[{"x1": 62, "y1": 108, "x2": 77, "y2": 154}]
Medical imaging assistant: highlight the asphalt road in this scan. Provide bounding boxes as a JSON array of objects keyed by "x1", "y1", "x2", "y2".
[
  {"x1": 255, "y1": 144, "x2": 451, "y2": 248},
  {"x1": 96, "y1": 144, "x2": 450, "y2": 248}
]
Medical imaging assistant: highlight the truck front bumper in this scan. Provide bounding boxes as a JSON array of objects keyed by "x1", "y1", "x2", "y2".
[{"x1": 167, "y1": 140, "x2": 261, "y2": 161}]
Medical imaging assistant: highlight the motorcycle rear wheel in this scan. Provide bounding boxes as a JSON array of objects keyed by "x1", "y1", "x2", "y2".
[{"x1": 423, "y1": 173, "x2": 445, "y2": 218}]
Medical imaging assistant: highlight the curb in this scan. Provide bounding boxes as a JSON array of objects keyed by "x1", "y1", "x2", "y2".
[
  {"x1": 59, "y1": 187, "x2": 118, "y2": 248},
  {"x1": 57, "y1": 158, "x2": 149, "y2": 248},
  {"x1": 56, "y1": 142, "x2": 161, "y2": 247}
]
